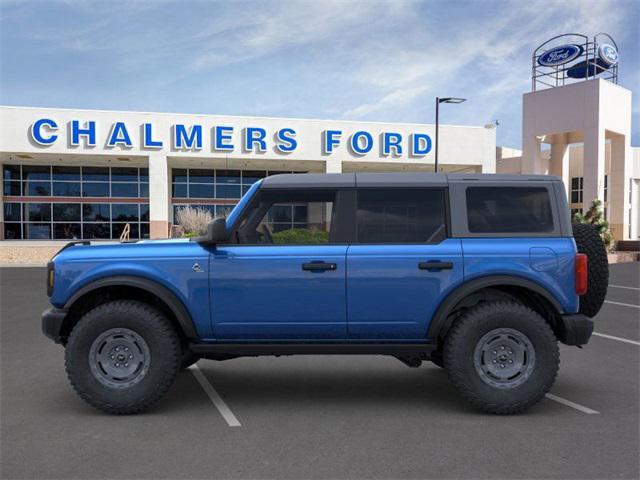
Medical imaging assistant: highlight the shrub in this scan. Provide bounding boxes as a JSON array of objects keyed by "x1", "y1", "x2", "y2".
[
  {"x1": 271, "y1": 228, "x2": 329, "y2": 244},
  {"x1": 175, "y1": 206, "x2": 213, "y2": 236},
  {"x1": 573, "y1": 199, "x2": 615, "y2": 251}
]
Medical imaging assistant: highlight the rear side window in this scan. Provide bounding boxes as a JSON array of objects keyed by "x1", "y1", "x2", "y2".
[
  {"x1": 356, "y1": 189, "x2": 446, "y2": 243},
  {"x1": 466, "y1": 187, "x2": 554, "y2": 233}
]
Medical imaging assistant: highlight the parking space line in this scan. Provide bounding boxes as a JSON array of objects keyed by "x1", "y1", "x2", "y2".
[
  {"x1": 604, "y1": 300, "x2": 640, "y2": 309},
  {"x1": 609, "y1": 284, "x2": 640, "y2": 291},
  {"x1": 545, "y1": 394, "x2": 599, "y2": 414},
  {"x1": 593, "y1": 332, "x2": 640, "y2": 346},
  {"x1": 188, "y1": 364, "x2": 241, "y2": 427}
]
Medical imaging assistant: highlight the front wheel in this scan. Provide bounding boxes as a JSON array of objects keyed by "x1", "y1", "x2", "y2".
[
  {"x1": 444, "y1": 301, "x2": 559, "y2": 414},
  {"x1": 65, "y1": 300, "x2": 181, "y2": 414}
]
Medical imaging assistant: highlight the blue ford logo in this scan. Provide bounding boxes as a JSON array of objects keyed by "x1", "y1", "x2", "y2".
[
  {"x1": 598, "y1": 44, "x2": 618, "y2": 66},
  {"x1": 538, "y1": 44, "x2": 583, "y2": 67}
]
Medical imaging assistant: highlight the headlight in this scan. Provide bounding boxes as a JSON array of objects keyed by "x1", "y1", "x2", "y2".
[{"x1": 47, "y1": 262, "x2": 55, "y2": 297}]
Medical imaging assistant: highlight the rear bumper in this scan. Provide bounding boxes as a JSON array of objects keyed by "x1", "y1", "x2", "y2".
[
  {"x1": 41, "y1": 307, "x2": 68, "y2": 344},
  {"x1": 557, "y1": 313, "x2": 594, "y2": 346}
]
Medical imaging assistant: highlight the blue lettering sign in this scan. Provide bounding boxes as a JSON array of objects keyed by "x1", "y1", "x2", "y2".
[
  {"x1": 107, "y1": 122, "x2": 132, "y2": 148},
  {"x1": 143, "y1": 123, "x2": 163, "y2": 148},
  {"x1": 173, "y1": 124, "x2": 202, "y2": 150},
  {"x1": 598, "y1": 44, "x2": 618, "y2": 66},
  {"x1": 275, "y1": 128, "x2": 297, "y2": 153},
  {"x1": 411, "y1": 133, "x2": 432, "y2": 156},
  {"x1": 30, "y1": 118, "x2": 58, "y2": 145},
  {"x1": 244, "y1": 127, "x2": 267, "y2": 152},
  {"x1": 214, "y1": 126, "x2": 234, "y2": 151},
  {"x1": 323, "y1": 130, "x2": 342, "y2": 154},
  {"x1": 382, "y1": 132, "x2": 403, "y2": 156},
  {"x1": 538, "y1": 44, "x2": 583, "y2": 67},
  {"x1": 350, "y1": 131, "x2": 373, "y2": 155},
  {"x1": 71, "y1": 120, "x2": 96, "y2": 147}
]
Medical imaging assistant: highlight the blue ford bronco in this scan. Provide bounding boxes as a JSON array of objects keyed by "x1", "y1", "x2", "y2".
[{"x1": 42, "y1": 173, "x2": 609, "y2": 414}]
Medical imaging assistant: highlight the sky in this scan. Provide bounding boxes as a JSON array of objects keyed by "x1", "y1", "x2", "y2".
[{"x1": 1, "y1": 0, "x2": 638, "y2": 149}]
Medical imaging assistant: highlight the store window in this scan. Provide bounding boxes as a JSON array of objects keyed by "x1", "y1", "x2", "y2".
[
  {"x1": 2, "y1": 164, "x2": 149, "y2": 240},
  {"x1": 570, "y1": 177, "x2": 583, "y2": 204},
  {"x1": 170, "y1": 169, "x2": 304, "y2": 224}
]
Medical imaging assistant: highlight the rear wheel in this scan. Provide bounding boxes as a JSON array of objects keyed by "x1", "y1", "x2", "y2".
[
  {"x1": 444, "y1": 301, "x2": 559, "y2": 414},
  {"x1": 65, "y1": 300, "x2": 181, "y2": 414}
]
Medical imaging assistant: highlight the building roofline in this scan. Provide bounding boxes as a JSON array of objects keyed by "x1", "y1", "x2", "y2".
[{"x1": 0, "y1": 105, "x2": 489, "y2": 130}]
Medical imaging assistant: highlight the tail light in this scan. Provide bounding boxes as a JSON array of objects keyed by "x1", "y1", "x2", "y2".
[{"x1": 575, "y1": 253, "x2": 588, "y2": 295}]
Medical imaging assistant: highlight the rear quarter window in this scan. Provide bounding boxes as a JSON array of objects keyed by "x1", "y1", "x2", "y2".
[{"x1": 466, "y1": 186, "x2": 554, "y2": 234}]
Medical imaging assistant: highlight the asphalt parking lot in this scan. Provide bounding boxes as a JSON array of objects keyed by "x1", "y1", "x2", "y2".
[{"x1": 1, "y1": 263, "x2": 638, "y2": 479}]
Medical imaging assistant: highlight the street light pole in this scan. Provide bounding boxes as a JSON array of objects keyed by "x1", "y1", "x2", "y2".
[
  {"x1": 434, "y1": 96, "x2": 467, "y2": 173},
  {"x1": 435, "y1": 97, "x2": 440, "y2": 173}
]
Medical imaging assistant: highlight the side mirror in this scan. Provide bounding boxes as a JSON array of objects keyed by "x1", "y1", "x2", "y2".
[
  {"x1": 210, "y1": 217, "x2": 230, "y2": 242},
  {"x1": 194, "y1": 217, "x2": 230, "y2": 245}
]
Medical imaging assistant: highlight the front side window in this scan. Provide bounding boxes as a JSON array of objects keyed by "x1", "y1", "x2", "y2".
[
  {"x1": 237, "y1": 190, "x2": 336, "y2": 245},
  {"x1": 356, "y1": 189, "x2": 446, "y2": 244},
  {"x1": 466, "y1": 186, "x2": 554, "y2": 233}
]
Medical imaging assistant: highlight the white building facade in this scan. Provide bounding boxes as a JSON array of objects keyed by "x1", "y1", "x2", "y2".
[{"x1": 0, "y1": 106, "x2": 495, "y2": 240}]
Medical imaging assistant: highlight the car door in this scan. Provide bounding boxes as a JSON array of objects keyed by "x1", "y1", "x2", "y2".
[
  {"x1": 210, "y1": 188, "x2": 349, "y2": 340},
  {"x1": 346, "y1": 187, "x2": 464, "y2": 340}
]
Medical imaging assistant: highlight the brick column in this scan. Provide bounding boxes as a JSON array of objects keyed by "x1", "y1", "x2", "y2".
[
  {"x1": 325, "y1": 159, "x2": 342, "y2": 173},
  {"x1": 609, "y1": 134, "x2": 631, "y2": 240},
  {"x1": 582, "y1": 126, "x2": 606, "y2": 213},
  {"x1": 550, "y1": 134, "x2": 570, "y2": 194},
  {"x1": 148, "y1": 153, "x2": 170, "y2": 239}
]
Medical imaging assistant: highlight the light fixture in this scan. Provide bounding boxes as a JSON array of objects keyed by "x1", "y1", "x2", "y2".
[{"x1": 435, "y1": 96, "x2": 467, "y2": 172}]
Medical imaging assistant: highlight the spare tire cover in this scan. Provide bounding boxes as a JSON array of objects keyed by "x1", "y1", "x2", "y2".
[{"x1": 572, "y1": 223, "x2": 609, "y2": 317}]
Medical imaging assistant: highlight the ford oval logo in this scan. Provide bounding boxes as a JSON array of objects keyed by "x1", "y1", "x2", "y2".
[
  {"x1": 538, "y1": 44, "x2": 583, "y2": 67},
  {"x1": 598, "y1": 44, "x2": 618, "y2": 66}
]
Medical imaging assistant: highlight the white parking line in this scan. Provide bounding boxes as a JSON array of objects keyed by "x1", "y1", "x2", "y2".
[
  {"x1": 609, "y1": 284, "x2": 640, "y2": 291},
  {"x1": 545, "y1": 394, "x2": 600, "y2": 414},
  {"x1": 189, "y1": 364, "x2": 241, "y2": 427},
  {"x1": 593, "y1": 332, "x2": 640, "y2": 346},
  {"x1": 604, "y1": 300, "x2": 640, "y2": 309}
]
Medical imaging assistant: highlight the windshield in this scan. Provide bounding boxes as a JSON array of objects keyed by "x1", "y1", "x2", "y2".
[{"x1": 225, "y1": 179, "x2": 263, "y2": 230}]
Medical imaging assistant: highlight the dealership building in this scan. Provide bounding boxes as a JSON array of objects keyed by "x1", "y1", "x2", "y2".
[
  {"x1": 0, "y1": 106, "x2": 495, "y2": 241},
  {"x1": 0, "y1": 34, "x2": 638, "y2": 243}
]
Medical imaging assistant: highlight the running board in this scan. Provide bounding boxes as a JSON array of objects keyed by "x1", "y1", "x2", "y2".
[{"x1": 189, "y1": 342, "x2": 437, "y2": 357}]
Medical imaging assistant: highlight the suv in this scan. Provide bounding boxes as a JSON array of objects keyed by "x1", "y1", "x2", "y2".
[{"x1": 42, "y1": 173, "x2": 608, "y2": 415}]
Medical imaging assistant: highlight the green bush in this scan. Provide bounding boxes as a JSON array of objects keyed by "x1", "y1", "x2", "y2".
[
  {"x1": 573, "y1": 199, "x2": 615, "y2": 251},
  {"x1": 271, "y1": 228, "x2": 329, "y2": 244}
]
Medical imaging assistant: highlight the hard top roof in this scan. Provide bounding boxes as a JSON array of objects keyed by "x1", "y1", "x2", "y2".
[{"x1": 260, "y1": 172, "x2": 558, "y2": 189}]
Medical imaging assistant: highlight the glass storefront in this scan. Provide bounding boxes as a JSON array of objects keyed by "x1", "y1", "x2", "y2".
[
  {"x1": 2, "y1": 164, "x2": 149, "y2": 239},
  {"x1": 171, "y1": 168, "x2": 301, "y2": 222}
]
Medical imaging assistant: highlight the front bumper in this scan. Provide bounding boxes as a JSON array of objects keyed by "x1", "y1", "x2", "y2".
[
  {"x1": 557, "y1": 313, "x2": 594, "y2": 346},
  {"x1": 41, "y1": 307, "x2": 68, "y2": 344}
]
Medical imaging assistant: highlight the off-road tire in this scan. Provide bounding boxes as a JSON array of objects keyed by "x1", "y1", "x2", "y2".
[
  {"x1": 444, "y1": 301, "x2": 559, "y2": 414},
  {"x1": 65, "y1": 300, "x2": 181, "y2": 414},
  {"x1": 572, "y1": 223, "x2": 609, "y2": 317}
]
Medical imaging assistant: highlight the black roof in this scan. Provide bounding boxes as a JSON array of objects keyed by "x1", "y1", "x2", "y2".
[{"x1": 261, "y1": 172, "x2": 559, "y2": 189}]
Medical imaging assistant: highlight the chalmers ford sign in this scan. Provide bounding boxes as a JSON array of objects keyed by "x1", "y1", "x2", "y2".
[{"x1": 29, "y1": 118, "x2": 434, "y2": 157}]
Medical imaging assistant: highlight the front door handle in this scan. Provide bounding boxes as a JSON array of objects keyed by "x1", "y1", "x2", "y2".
[
  {"x1": 302, "y1": 262, "x2": 337, "y2": 272},
  {"x1": 418, "y1": 261, "x2": 453, "y2": 271}
]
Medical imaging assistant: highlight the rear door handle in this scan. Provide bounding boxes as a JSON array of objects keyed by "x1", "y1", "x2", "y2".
[
  {"x1": 302, "y1": 262, "x2": 337, "y2": 272},
  {"x1": 418, "y1": 261, "x2": 453, "y2": 271}
]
